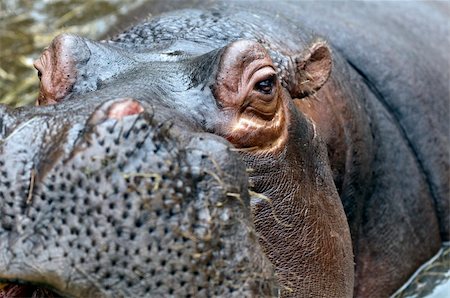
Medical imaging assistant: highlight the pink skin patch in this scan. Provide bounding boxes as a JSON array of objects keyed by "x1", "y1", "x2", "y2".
[
  {"x1": 88, "y1": 98, "x2": 145, "y2": 126},
  {"x1": 107, "y1": 99, "x2": 144, "y2": 120}
]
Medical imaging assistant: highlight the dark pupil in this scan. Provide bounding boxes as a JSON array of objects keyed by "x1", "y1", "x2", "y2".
[{"x1": 256, "y1": 77, "x2": 274, "y2": 94}]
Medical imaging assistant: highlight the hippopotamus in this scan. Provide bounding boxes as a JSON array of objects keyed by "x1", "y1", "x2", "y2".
[{"x1": 0, "y1": 1, "x2": 448, "y2": 297}]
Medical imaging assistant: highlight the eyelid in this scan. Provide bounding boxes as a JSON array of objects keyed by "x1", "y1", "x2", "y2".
[
  {"x1": 257, "y1": 74, "x2": 276, "y2": 88},
  {"x1": 239, "y1": 66, "x2": 278, "y2": 118},
  {"x1": 248, "y1": 66, "x2": 277, "y2": 95},
  {"x1": 251, "y1": 66, "x2": 276, "y2": 84}
]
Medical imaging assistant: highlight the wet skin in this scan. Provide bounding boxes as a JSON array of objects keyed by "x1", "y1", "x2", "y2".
[{"x1": 0, "y1": 1, "x2": 449, "y2": 297}]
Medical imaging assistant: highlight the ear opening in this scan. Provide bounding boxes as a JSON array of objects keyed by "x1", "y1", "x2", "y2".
[{"x1": 290, "y1": 40, "x2": 332, "y2": 99}]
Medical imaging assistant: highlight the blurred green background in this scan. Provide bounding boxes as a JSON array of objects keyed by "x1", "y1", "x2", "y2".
[
  {"x1": 0, "y1": 0, "x2": 152, "y2": 106},
  {"x1": 0, "y1": 0, "x2": 211, "y2": 106}
]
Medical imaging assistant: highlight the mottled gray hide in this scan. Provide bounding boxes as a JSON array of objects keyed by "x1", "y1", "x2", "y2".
[{"x1": 0, "y1": 99, "x2": 277, "y2": 297}]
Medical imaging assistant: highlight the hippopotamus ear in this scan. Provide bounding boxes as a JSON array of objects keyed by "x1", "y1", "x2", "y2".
[
  {"x1": 289, "y1": 40, "x2": 332, "y2": 98},
  {"x1": 34, "y1": 34, "x2": 90, "y2": 105}
]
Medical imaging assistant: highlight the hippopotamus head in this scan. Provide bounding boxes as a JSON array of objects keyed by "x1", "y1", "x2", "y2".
[{"x1": 0, "y1": 9, "x2": 353, "y2": 297}]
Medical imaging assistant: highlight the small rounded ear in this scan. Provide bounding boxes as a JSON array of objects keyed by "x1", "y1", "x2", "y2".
[
  {"x1": 34, "y1": 33, "x2": 90, "y2": 106},
  {"x1": 289, "y1": 40, "x2": 332, "y2": 98}
]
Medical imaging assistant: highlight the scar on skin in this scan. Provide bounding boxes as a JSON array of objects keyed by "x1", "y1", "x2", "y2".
[
  {"x1": 107, "y1": 99, "x2": 144, "y2": 120},
  {"x1": 250, "y1": 191, "x2": 294, "y2": 228},
  {"x1": 26, "y1": 169, "x2": 36, "y2": 205}
]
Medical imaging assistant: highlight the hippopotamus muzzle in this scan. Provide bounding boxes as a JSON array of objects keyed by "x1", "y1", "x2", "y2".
[{"x1": 0, "y1": 95, "x2": 278, "y2": 297}]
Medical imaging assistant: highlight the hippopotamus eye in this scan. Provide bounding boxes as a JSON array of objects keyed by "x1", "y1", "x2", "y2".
[{"x1": 255, "y1": 75, "x2": 275, "y2": 94}]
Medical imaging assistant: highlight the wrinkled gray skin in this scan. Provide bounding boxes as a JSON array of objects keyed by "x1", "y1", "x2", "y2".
[{"x1": 0, "y1": 1, "x2": 449, "y2": 298}]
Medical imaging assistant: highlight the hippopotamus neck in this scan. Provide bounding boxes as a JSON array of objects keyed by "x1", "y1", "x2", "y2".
[
  {"x1": 240, "y1": 98, "x2": 355, "y2": 297},
  {"x1": 294, "y1": 50, "x2": 375, "y2": 249}
]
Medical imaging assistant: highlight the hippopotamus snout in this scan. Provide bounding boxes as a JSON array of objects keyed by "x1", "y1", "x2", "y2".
[{"x1": 0, "y1": 98, "x2": 277, "y2": 297}]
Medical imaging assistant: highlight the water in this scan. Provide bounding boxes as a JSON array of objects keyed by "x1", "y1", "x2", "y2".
[
  {"x1": 0, "y1": 0, "x2": 448, "y2": 296},
  {"x1": 392, "y1": 244, "x2": 450, "y2": 298}
]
